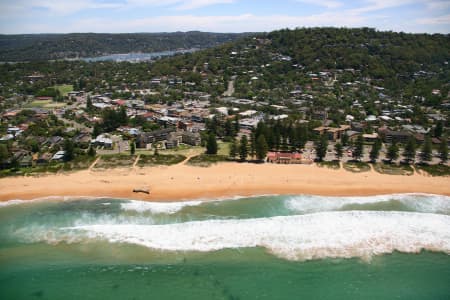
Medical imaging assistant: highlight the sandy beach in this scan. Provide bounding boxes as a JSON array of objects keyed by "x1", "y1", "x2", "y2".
[{"x1": 0, "y1": 162, "x2": 449, "y2": 202}]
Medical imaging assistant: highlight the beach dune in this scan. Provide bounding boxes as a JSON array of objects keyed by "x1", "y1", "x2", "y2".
[{"x1": 0, "y1": 162, "x2": 449, "y2": 202}]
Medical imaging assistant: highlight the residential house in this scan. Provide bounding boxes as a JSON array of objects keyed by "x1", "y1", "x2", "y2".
[
  {"x1": 136, "y1": 128, "x2": 175, "y2": 148},
  {"x1": 313, "y1": 125, "x2": 350, "y2": 141},
  {"x1": 91, "y1": 134, "x2": 113, "y2": 149},
  {"x1": 165, "y1": 132, "x2": 182, "y2": 149},
  {"x1": 51, "y1": 151, "x2": 65, "y2": 161},
  {"x1": 182, "y1": 131, "x2": 201, "y2": 146},
  {"x1": 380, "y1": 129, "x2": 411, "y2": 144}
]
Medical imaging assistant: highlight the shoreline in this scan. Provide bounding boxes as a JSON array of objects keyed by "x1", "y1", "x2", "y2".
[{"x1": 0, "y1": 162, "x2": 449, "y2": 202}]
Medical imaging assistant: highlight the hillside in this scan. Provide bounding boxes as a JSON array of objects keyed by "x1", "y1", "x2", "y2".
[
  {"x1": 152, "y1": 27, "x2": 450, "y2": 97},
  {"x1": 0, "y1": 32, "x2": 250, "y2": 61}
]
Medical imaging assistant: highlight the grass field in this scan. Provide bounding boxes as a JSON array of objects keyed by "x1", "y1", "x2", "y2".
[
  {"x1": 24, "y1": 100, "x2": 66, "y2": 109},
  {"x1": 416, "y1": 164, "x2": 450, "y2": 176},
  {"x1": 186, "y1": 154, "x2": 230, "y2": 167},
  {"x1": 54, "y1": 84, "x2": 74, "y2": 96},
  {"x1": 373, "y1": 163, "x2": 414, "y2": 176},
  {"x1": 343, "y1": 161, "x2": 371, "y2": 173},
  {"x1": 137, "y1": 154, "x2": 186, "y2": 167}
]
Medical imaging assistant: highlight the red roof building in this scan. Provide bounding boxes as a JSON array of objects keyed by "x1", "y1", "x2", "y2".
[{"x1": 267, "y1": 152, "x2": 303, "y2": 164}]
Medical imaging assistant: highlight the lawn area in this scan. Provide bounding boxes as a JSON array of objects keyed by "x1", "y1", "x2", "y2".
[
  {"x1": 217, "y1": 141, "x2": 231, "y2": 156},
  {"x1": 373, "y1": 163, "x2": 414, "y2": 176},
  {"x1": 317, "y1": 160, "x2": 341, "y2": 170},
  {"x1": 343, "y1": 161, "x2": 371, "y2": 173},
  {"x1": 187, "y1": 154, "x2": 230, "y2": 167},
  {"x1": 54, "y1": 84, "x2": 74, "y2": 96},
  {"x1": 24, "y1": 99, "x2": 66, "y2": 109},
  {"x1": 137, "y1": 154, "x2": 186, "y2": 167},
  {"x1": 0, "y1": 156, "x2": 96, "y2": 178},
  {"x1": 415, "y1": 164, "x2": 450, "y2": 176},
  {"x1": 157, "y1": 145, "x2": 204, "y2": 156},
  {"x1": 95, "y1": 154, "x2": 136, "y2": 169}
]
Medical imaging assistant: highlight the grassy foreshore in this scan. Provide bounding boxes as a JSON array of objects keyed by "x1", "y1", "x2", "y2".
[{"x1": 0, "y1": 161, "x2": 449, "y2": 202}]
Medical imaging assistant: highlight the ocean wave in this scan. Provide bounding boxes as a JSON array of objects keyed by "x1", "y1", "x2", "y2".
[
  {"x1": 61, "y1": 211, "x2": 450, "y2": 261},
  {"x1": 0, "y1": 196, "x2": 113, "y2": 208},
  {"x1": 120, "y1": 200, "x2": 204, "y2": 214},
  {"x1": 285, "y1": 193, "x2": 450, "y2": 215}
]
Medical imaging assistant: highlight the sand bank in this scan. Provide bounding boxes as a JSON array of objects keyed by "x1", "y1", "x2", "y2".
[{"x1": 0, "y1": 162, "x2": 449, "y2": 202}]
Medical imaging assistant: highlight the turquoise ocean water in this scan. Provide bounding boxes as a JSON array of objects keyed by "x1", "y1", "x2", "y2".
[{"x1": 0, "y1": 194, "x2": 449, "y2": 299}]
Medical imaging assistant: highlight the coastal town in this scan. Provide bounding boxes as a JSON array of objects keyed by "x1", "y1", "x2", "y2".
[
  {"x1": 1, "y1": 1, "x2": 450, "y2": 298},
  {"x1": 0, "y1": 29, "x2": 448, "y2": 176}
]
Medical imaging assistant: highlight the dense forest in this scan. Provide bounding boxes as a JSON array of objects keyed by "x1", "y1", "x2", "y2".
[
  {"x1": 154, "y1": 27, "x2": 450, "y2": 96},
  {"x1": 0, "y1": 32, "x2": 250, "y2": 61},
  {"x1": 1, "y1": 27, "x2": 449, "y2": 111}
]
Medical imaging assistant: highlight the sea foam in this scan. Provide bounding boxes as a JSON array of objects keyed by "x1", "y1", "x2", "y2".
[
  {"x1": 64, "y1": 211, "x2": 450, "y2": 261},
  {"x1": 120, "y1": 200, "x2": 203, "y2": 214},
  {"x1": 285, "y1": 193, "x2": 450, "y2": 214}
]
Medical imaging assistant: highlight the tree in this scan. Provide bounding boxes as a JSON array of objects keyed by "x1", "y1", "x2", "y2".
[
  {"x1": 334, "y1": 142, "x2": 343, "y2": 160},
  {"x1": 239, "y1": 135, "x2": 248, "y2": 161},
  {"x1": 92, "y1": 123, "x2": 101, "y2": 138},
  {"x1": 63, "y1": 139, "x2": 75, "y2": 162},
  {"x1": 403, "y1": 137, "x2": 416, "y2": 164},
  {"x1": 420, "y1": 136, "x2": 432, "y2": 164},
  {"x1": 255, "y1": 135, "x2": 269, "y2": 161},
  {"x1": 206, "y1": 133, "x2": 218, "y2": 155},
  {"x1": 249, "y1": 131, "x2": 256, "y2": 159},
  {"x1": 118, "y1": 106, "x2": 128, "y2": 126},
  {"x1": 352, "y1": 135, "x2": 364, "y2": 161},
  {"x1": 86, "y1": 96, "x2": 93, "y2": 111},
  {"x1": 369, "y1": 139, "x2": 382, "y2": 162},
  {"x1": 229, "y1": 138, "x2": 238, "y2": 159},
  {"x1": 438, "y1": 139, "x2": 448, "y2": 164},
  {"x1": 224, "y1": 119, "x2": 234, "y2": 137},
  {"x1": 341, "y1": 132, "x2": 349, "y2": 146},
  {"x1": 0, "y1": 144, "x2": 9, "y2": 163},
  {"x1": 386, "y1": 143, "x2": 399, "y2": 163},
  {"x1": 434, "y1": 121, "x2": 443, "y2": 138},
  {"x1": 130, "y1": 140, "x2": 135, "y2": 155},
  {"x1": 88, "y1": 145, "x2": 96, "y2": 157},
  {"x1": 314, "y1": 134, "x2": 328, "y2": 162},
  {"x1": 234, "y1": 113, "x2": 240, "y2": 134}
]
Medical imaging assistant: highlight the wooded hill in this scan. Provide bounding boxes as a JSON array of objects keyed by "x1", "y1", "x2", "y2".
[{"x1": 0, "y1": 32, "x2": 250, "y2": 61}]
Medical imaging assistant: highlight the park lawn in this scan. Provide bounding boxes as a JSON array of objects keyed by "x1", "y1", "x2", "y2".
[
  {"x1": 187, "y1": 154, "x2": 229, "y2": 167},
  {"x1": 343, "y1": 161, "x2": 371, "y2": 173},
  {"x1": 54, "y1": 84, "x2": 74, "y2": 96},
  {"x1": 137, "y1": 154, "x2": 186, "y2": 167},
  {"x1": 373, "y1": 163, "x2": 414, "y2": 176},
  {"x1": 217, "y1": 141, "x2": 231, "y2": 156},
  {"x1": 24, "y1": 99, "x2": 66, "y2": 109},
  {"x1": 317, "y1": 160, "x2": 341, "y2": 170},
  {"x1": 94, "y1": 154, "x2": 136, "y2": 169},
  {"x1": 416, "y1": 164, "x2": 450, "y2": 176}
]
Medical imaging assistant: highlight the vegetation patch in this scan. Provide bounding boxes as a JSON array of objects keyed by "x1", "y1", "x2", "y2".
[
  {"x1": 373, "y1": 163, "x2": 414, "y2": 176},
  {"x1": 317, "y1": 160, "x2": 341, "y2": 170},
  {"x1": 343, "y1": 161, "x2": 371, "y2": 173},
  {"x1": 95, "y1": 154, "x2": 136, "y2": 169},
  {"x1": 137, "y1": 154, "x2": 186, "y2": 166},
  {"x1": 187, "y1": 154, "x2": 229, "y2": 167},
  {"x1": 24, "y1": 100, "x2": 66, "y2": 108},
  {"x1": 54, "y1": 84, "x2": 73, "y2": 96},
  {"x1": 415, "y1": 164, "x2": 450, "y2": 177},
  {"x1": 0, "y1": 156, "x2": 96, "y2": 178}
]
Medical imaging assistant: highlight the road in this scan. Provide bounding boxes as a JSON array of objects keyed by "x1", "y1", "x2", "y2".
[{"x1": 222, "y1": 75, "x2": 236, "y2": 97}]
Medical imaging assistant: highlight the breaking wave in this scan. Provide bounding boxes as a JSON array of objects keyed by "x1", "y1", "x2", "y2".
[
  {"x1": 120, "y1": 200, "x2": 203, "y2": 214},
  {"x1": 285, "y1": 193, "x2": 450, "y2": 215},
  {"x1": 51, "y1": 211, "x2": 450, "y2": 261}
]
